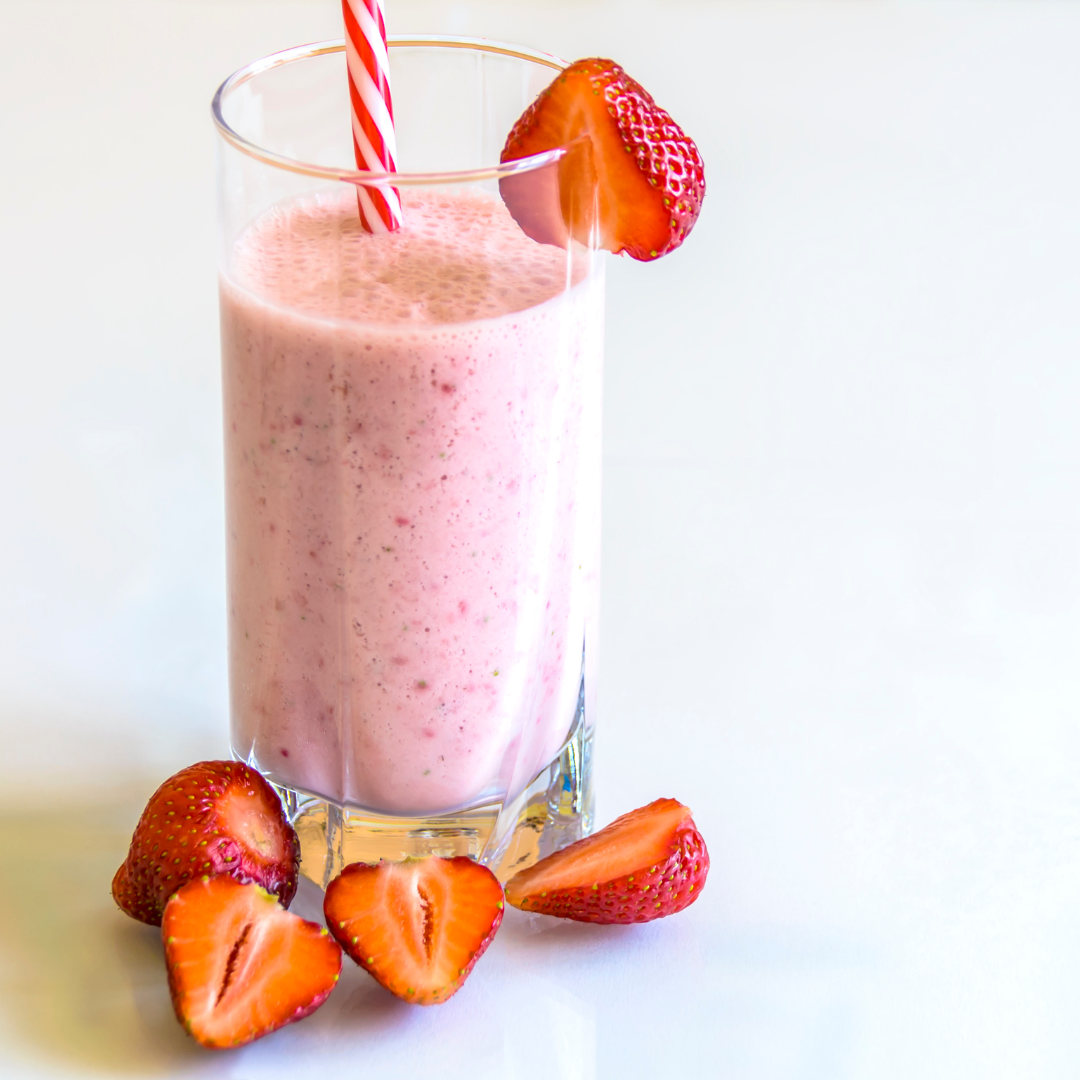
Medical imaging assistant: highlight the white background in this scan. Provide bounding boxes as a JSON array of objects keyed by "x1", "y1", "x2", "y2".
[{"x1": 2, "y1": 1, "x2": 1080, "y2": 1077}]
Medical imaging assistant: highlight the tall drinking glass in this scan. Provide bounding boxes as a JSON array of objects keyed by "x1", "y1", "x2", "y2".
[{"x1": 212, "y1": 38, "x2": 603, "y2": 886}]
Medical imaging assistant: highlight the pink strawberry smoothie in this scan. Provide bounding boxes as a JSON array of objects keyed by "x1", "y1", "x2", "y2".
[{"x1": 222, "y1": 186, "x2": 603, "y2": 816}]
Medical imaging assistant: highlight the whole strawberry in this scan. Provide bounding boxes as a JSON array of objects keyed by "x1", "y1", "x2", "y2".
[
  {"x1": 505, "y1": 797, "x2": 709, "y2": 924},
  {"x1": 112, "y1": 760, "x2": 299, "y2": 926},
  {"x1": 501, "y1": 58, "x2": 706, "y2": 261}
]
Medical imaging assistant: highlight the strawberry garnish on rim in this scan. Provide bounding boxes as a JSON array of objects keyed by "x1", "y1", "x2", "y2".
[
  {"x1": 505, "y1": 797, "x2": 709, "y2": 924},
  {"x1": 324, "y1": 856, "x2": 504, "y2": 1005},
  {"x1": 163, "y1": 876, "x2": 341, "y2": 1049},
  {"x1": 111, "y1": 760, "x2": 299, "y2": 926},
  {"x1": 500, "y1": 58, "x2": 705, "y2": 261}
]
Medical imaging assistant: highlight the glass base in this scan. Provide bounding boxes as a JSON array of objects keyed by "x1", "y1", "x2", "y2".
[{"x1": 271, "y1": 715, "x2": 594, "y2": 888}]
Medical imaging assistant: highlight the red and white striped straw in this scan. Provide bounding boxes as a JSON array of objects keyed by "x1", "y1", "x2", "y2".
[{"x1": 342, "y1": 0, "x2": 402, "y2": 233}]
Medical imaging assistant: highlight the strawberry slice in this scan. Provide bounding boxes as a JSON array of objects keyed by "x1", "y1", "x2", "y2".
[
  {"x1": 504, "y1": 797, "x2": 709, "y2": 923},
  {"x1": 112, "y1": 760, "x2": 299, "y2": 926},
  {"x1": 323, "y1": 856, "x2": 504, "y2": 1005},
  {"x1": 163, "y1": 876, "x2": 341, "y2": 1049},
  {"x1": 500, "y1": 58, "x2": 705, "y2": 261}
]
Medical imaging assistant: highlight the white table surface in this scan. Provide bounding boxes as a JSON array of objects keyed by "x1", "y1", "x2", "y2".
[{"x1": 2, "y1": 0, "x2": 1080, "y2": 1076}]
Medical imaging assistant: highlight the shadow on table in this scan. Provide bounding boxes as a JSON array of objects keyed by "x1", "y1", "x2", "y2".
[
  {"x1": 0, "y1": 786, "x2": 210, "y2": 1075},
  {"x1": 499, "y1": 905, "x2": 640, "y2": 950}
]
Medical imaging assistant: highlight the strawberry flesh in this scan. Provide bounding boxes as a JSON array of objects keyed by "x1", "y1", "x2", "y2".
[
  {"x1": 112, "y1": 760, "x2": 299, "y2": 926},
  {"x1": 163, "y1": 876, "x2": 341, "y2": 1049},
  {"x1": 500, "y1": 58, "x2": 705, "y2": 261},
  {"x1": 324, "y1": 856, "x2": 504, "y2": 1005},
  {"x1": 505, "y1": 797, "x2": 709, "y2": 924}
]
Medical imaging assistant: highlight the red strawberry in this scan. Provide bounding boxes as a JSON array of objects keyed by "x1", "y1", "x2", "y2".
[
  {"x1": 112, "y1": 760, "x2": 299, "y2": 926},
  {"x1": 163, "y1": 876, "x2": 341, "y2": 1049},
  {"x1": 500, "y1": 58, "x2": 705, "y2": 261},
  {"x1": 323, "y1": 856, "x2": 504, "y2": 1005},
  {"x1": 504, "y1": 797, "x2": 709, "y2": 924}
]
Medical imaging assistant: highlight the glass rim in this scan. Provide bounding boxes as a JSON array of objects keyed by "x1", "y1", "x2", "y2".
[{"x1": 211, "y1": 35, "x2": 569, "y2": 186}]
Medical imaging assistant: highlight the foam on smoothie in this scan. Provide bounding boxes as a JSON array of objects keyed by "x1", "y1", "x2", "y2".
[{"x1": 232, "y1": 187, "x2": 572, "y2": 325}]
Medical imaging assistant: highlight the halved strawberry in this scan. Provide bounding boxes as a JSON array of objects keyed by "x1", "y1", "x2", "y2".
[
  {"x1": 500, "y1": 58, "x2": 705, "y2": 261},
  {"x1": 505, "y1": 797, "x2": 709, "y2": 923},
  {"x1": 112, "y1": 760, "x2": 299, "y2": 926},
  {"x1": 163, "y1": 876, "x2": 341, "y2": 1049},
  {"x1": 323, "y1": 856, "x2": 504, "y2": 1005}
]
